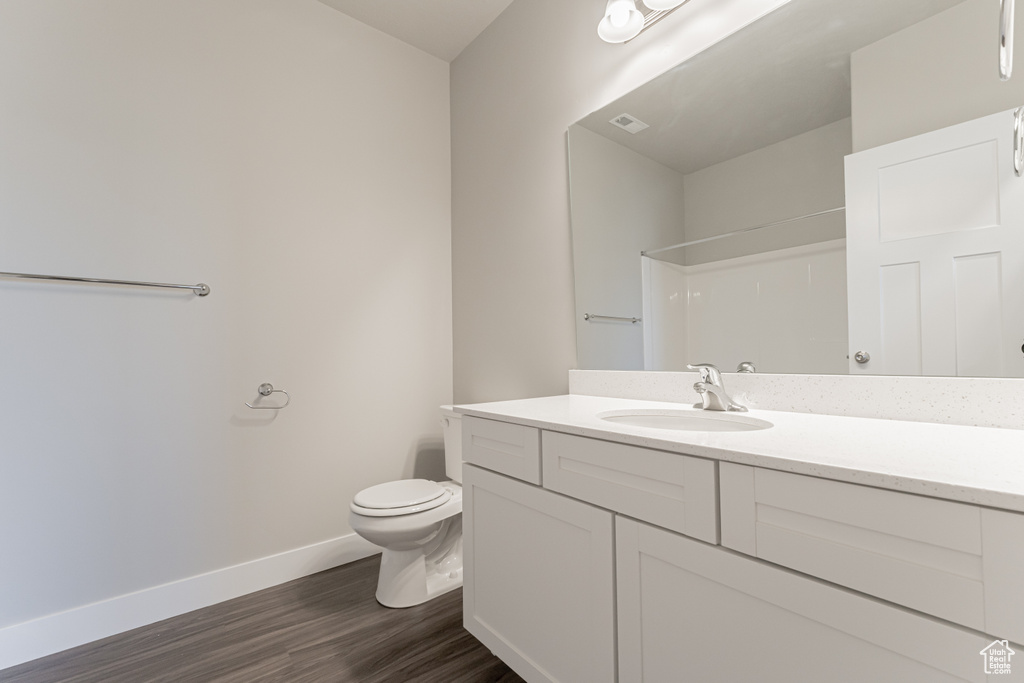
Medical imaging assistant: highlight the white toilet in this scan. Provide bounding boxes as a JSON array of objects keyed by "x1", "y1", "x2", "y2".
[{"x1": 348, "y1": 406, "x2": 464, "y2": 608}]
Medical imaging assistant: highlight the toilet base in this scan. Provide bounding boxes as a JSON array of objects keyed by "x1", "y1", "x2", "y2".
[{"x1": 375, "y1": 516, "x2": 463, "y2": 608}]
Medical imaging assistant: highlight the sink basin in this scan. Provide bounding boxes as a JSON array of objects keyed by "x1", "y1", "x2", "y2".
[{"x1": 597, "y1": 409, "x2": 773, "y2": 432}]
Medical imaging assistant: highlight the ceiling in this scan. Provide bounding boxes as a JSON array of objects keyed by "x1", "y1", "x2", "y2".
[{"x1": 316, "y1": 0, "x2": 517, "y2": 62}]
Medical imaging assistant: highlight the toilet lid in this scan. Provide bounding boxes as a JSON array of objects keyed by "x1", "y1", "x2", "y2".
[{"x1": 353, "y1": 479, "x2": 447, "y2": 510}]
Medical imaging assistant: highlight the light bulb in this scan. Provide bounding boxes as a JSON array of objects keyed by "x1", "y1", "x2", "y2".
[
  {"x1": 598, "y1": 0, "x2": 643, "y2": 43},
  {"x1": 610, "y1": 6, "x2": 630, "y2": 27}
]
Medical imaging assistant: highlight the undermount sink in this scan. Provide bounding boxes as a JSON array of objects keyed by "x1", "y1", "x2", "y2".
[{"x1": 597, "y1": 409, "x2": 773, "y2": 432}]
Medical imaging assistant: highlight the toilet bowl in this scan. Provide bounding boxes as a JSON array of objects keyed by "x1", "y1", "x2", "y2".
[{"x1": 348, "y1": 406, "x2": 464, "y2": 608}]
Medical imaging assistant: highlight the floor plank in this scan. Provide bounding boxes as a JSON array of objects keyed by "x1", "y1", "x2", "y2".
[{"x1": 1, "y1": 556, "x2": 524, "y2": 683}]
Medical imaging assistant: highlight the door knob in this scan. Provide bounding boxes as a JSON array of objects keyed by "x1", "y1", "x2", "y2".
[{"x1": 853, "y1": 351, "x2": 871, "y2": 364}]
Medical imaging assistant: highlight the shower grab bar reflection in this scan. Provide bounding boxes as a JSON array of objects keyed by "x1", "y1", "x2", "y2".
[
  {"x1": 641, "y1": 206, "x2": 845, "y2": 257},
  {"x1": 1001, "y1": 0, "x2": 1015, "y2": 81},
  {"x1": 584, "y1": 313, "x2": 641, "y2": 324},
  {"x1": 0, "y1": 270, "x2": 210, "y2": 296}
]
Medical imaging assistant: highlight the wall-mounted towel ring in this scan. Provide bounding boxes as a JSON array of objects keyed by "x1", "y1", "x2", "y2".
[{"x1": 246, "y1": 383, "x2": 290, "y2": 410}]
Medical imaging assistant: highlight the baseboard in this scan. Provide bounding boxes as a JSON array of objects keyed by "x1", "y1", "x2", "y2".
[{"x1": 0, "y1": 533, "x2": 380, "y2": 671}]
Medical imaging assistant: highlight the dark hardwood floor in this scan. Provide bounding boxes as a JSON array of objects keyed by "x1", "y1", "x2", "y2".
[{"x1": 1, "y1": 556, "x2": 524, "y2": 683}]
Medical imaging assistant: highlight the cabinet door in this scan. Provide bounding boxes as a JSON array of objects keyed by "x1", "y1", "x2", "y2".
[
  {"x1": 617, "y1": 517, "x2": 1007, "y2": 683},
  {"x1": 463, "y1": 464, "x2": 615, "y2": 683}
]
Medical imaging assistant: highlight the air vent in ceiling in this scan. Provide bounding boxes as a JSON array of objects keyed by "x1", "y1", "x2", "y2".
[{"x1": 610, "y1": 114, "x2": 649, "y2": 134}]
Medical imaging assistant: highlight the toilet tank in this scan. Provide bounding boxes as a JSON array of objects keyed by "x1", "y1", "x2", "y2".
[{"x1": 439, "y1": 405, "x2": 463, "y2": 484}]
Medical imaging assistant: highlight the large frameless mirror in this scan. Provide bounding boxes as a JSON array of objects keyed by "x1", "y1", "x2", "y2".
[{"x1": 570, "y1": 0, "x2": 1024, "y2": 378}]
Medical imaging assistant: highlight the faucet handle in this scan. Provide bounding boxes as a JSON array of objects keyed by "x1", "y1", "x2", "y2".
[{"x1": 687, "y1": 363, "x2": 723, "y2": 386}]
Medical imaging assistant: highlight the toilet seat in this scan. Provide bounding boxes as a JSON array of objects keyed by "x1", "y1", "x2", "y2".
[{"x1": 351, "y1": 479, "x2": 453, "y2": 517}]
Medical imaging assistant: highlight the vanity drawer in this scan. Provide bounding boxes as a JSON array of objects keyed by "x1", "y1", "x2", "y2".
[
  {"x1": 617, "y1": 517, "x2": 999, "y2": 683},
  {"x1": 720, "y1": 463, "x2": 1024, "y2": 643},
  {"x1": 462, "y1": 416, "x2": 541, "y2": 484},
  {"x1": 542, "y1": 431, "x2": 718, "y2": 544}
]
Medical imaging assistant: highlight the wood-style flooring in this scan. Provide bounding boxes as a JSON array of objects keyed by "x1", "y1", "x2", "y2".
[{"x1": 1, "y1": 555, "x2": 524, "y2": 683}]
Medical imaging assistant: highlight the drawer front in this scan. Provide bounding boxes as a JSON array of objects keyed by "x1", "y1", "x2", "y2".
[
  {"x1": 720, "y1": 462, "x2": 1024, "y2": 643},
  {"x1": 542, "y1": 431, "x2": 718, "y2": 544},
  {"x1": 617, "y1": 517, "x2": 998, "y2": 683},
  {"x1": 462, "y1": 416, "x2": 541, "y2": 484}
]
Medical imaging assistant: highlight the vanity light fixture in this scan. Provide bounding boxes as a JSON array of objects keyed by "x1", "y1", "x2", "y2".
[
  {"x1": 598, "y1": 0, "x2": 644, "y2": 43},
  {"x1": 599, "y1": 0, "x2": 692, "y2": 44}
]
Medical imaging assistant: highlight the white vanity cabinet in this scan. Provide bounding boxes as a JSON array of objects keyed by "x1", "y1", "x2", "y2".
[{"x1": 461, "y1": 411, "x2": 1024, "y2": 683}]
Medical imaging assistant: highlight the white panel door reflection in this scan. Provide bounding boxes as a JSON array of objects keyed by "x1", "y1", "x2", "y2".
[{"x1": 845, "y1": 108, "x2": 1024, "y2": 377}]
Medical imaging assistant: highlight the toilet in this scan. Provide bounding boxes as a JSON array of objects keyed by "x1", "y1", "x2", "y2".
[{"x1": 348, "y1": 406, "x2": 464, "y2": 608}]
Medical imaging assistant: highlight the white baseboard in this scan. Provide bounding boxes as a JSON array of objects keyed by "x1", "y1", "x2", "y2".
[{"x1": 0, "y1": 533, "x2": 380, "y2": 671}]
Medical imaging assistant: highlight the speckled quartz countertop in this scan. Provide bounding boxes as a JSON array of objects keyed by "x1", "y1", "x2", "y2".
[{"x1": 455, "y1": 394, "x2": 1024, "y2": 513}]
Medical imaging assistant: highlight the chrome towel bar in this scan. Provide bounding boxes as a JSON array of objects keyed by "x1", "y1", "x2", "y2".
[
  {"x1": 584, "y1": 313, "x2": 641, "y2": 324},
  {"x1": 0, "y1": 270, "x2": 210, "y2": 296}
]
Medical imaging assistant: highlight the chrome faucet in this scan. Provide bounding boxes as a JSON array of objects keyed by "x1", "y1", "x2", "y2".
[{"x1": 687, "y1": 363, "x2": 747, "y2": 412}]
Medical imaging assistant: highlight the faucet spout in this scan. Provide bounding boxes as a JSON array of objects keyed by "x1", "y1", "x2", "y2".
[
  {"x1": 693, "y1": 382, "x2": 747, "y2": 412},
  {"x1": 688, "y1": 363, "x2": 747, "y2": 412}
]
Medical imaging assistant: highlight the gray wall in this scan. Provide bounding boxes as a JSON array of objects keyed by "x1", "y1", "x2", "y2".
[
  {"x1": 852, "y1": 0, "x2": 1024, "y2": 151},
  {"x1": 681, "y1": 118, "x2": 851, "y2": 264},
  {"x1": 450, "y1": 0, "x2": 789, "y2": 403},
  {"x1": 0, "y1": 0, "x2": 451, "y2": 636}
]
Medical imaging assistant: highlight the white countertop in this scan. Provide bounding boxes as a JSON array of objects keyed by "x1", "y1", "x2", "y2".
[{"x1": 455, "y1": 394, "x2": 1024, "y2": 513}]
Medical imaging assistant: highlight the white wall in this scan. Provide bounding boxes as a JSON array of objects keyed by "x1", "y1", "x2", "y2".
[
  {"x1": 852, "y1": 0, "x2": 1024, "y2": 152},
  {"x1": 0, "y1": 0, "x2": 450, "y2": 664},
  {"x1": 451, "y1": 0, "x2": 791, "y2": 403},
  {"x1": 568, "y1": 125, "x2": 686, "y2": 370}
]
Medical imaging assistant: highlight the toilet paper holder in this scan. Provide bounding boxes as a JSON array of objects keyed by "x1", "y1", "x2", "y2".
[{"x1": 245, "y1": 383, "x2": 291, "y2": 410}]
